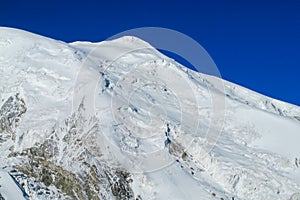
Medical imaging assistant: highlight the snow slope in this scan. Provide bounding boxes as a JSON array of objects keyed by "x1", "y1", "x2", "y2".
[
  {"x1": 0, "y1": 169, "x2": 28, "y2": 200},
  {"x1": 0, "y1": 27, "x2": 300, "y2": 200}
]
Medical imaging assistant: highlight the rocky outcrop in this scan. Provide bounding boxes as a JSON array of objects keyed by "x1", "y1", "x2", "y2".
[
  {"x1": 0, "y1": 193, "x2": 5, "y2": 200},
  {"x1": 0, "y1": 93, "x2": 26, "y2": 142},
  {"x1": 10, "y1": 110, "x2": 136, "y2": 200}
]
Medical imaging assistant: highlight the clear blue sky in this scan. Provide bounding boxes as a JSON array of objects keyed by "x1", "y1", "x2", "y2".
[{"x1": 0, "y1": 0, "x2": 299, "y2": 105}]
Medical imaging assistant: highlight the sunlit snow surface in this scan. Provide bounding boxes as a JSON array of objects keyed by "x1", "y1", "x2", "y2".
[
  {"x1": 0, "y1": 169, "x2": 29, "y2": 200},
  {"x1": 0, "y1": 27, "x2": 300, "y2": 200}
]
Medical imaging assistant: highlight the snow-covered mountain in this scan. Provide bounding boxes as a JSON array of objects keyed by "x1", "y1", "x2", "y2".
[{"x1": 0, "y1": 27, "x2": 300, "y2": 200}]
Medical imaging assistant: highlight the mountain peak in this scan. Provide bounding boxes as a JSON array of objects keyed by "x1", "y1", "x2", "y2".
[{"x1": 0, "y1": 27, "x2": 300, "y2": 200}]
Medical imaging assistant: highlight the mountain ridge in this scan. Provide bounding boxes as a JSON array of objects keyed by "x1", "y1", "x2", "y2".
[{"x1": 0, "y1": 27, "x2": 300, "y2": 200}]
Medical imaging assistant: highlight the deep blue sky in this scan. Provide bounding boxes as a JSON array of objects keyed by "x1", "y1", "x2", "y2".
[{"x1": 0, "y1": 0, "x2": 299, "y2": 106}]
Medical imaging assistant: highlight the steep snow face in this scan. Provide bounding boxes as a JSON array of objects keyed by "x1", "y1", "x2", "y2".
[
  {"x1": 0, "y1": 28, "x2": 82, "y2": 151},
  {"x1": 0, "y1": 27, "x2": 300, "y2": 200}
]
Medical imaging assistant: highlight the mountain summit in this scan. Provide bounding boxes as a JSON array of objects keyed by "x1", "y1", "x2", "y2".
[{"x1": 0, "y1": 27, "x2": 300, "y2": 200}]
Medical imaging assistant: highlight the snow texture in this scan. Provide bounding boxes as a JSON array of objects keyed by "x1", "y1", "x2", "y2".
[{"x1": 0, "y1": 27, "x2": 300, "y2": 200}]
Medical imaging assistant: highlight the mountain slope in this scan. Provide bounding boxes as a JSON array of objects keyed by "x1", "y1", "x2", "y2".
[{"x1": 0, "y1": 27, "x2": 300, "y2": 200}]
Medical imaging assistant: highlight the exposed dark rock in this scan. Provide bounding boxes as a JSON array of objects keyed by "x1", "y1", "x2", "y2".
[{"x1": 105, "y1": 167, "x2": 134, "y2": 200}]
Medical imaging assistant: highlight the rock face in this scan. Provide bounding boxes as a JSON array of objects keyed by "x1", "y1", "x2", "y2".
[
  {"x1": 10, "y1": 109, "x2": 135, "y2": 200},
  {"x1": 0, "y1": 27, "x2": 300, "y2": 200},
  {"x1": 0, "y1": 93, "x2": 26, "y2": 141}
]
